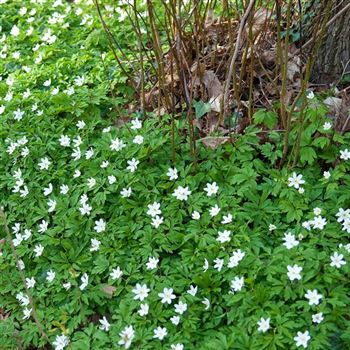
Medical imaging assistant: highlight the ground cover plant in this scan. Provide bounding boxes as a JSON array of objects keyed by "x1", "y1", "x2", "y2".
[{"x1": 1, "y1": 0, "x2": 350, "y2": 350}]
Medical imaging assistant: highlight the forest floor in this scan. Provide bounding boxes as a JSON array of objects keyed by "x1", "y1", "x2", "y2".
[{"x1": 1, "y1": 1, "x2": 350, "y2": 350}]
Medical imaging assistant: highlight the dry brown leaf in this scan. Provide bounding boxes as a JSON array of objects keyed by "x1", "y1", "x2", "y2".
[
  {"x1": 200, "y1": 136, "x2": 229, "y2": 149},
  {"x1": 201, "y1": 70, "x2": 224, "y2": 99},
  {"x1": 101, "y1": 285, "x2": 116, "y2": 298}
]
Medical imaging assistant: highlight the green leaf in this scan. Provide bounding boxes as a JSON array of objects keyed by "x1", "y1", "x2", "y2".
[
  {"x1": 193, "y1": 100, "x2": 211, "y2": 119},
  {"x1": 253, "y1": 109, "x2": 278, "y2": 129},
  {"x1": 300, "y1": 146, "x2": 317, "y2": 164}
]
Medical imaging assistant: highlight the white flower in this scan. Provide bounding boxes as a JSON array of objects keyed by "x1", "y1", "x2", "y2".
[
  {"x1": 294, "y1": 331, "x2": 310, "y2": 348},
  {"x1": 269, "y1": 224, "x2": 276, "y2": 231},
  {"x1": 147, "y1": 202, "x2": 161, "y2": 217},
  {"x1": 38, "y1": 220, "x2": 48, "y2": 233},
  {"x1": 73, "y1": 170, "x2": 81, "y2": 178},
  {"x1": 158, "y1": 287, "x2": 176, "y2": 304},
  {"x1": 171, "y1": 344, "x2": 184, "y2": 350},
  {"x1": 43, "y1": 79, "x2": 51, "y2": 87},
  {"x1": 282, "y1": 232, "x2": 299, "y2": 249},
  {"x1": 340, "y1": 149, "x2": 350, "y2": 160},
  {"x1": 204, "y1": 182, "x2": 219, "y2": 196},
  {"x1": 214, "y1": 257, "x2": 224, "y2": 271},
  {"x1": 26, "y1": 277, "x2": 36, "y2": 289},
  {"x1": 12, "y1": 223, "x2": 21, "y2": 234},
  {"x1": 131, "y1": 118, "x2": 142, "y2": 129},
  {"x1": 53, "y1": 334, "x2": 69, "y2": 350},
  {"x1": 14, "y1": 108, "x2": 25, "y2": 121},
  {"x1": 0, "y1": 105, "x2": 5, "y2": 115},
  {"x1": 151, "y1": 215, "x2": 163, "y2": 228},
  {"x1": 79, "y1": 203, "x2": 92, "y2": 216},
  {"x1": 85, "y1": 148, "x2": 94, "y2": 159},
  {"x1": 110, "y1": 138, "x2": 126, "y2": 151},
  {"x1": 59, "y1": 135, "x2": 70, "y2": 147},
  {"x1": 132, "y1": 283, "x2": 150, "y2": 301},
  {"x1": 323, "y1": 122, "x2": 332, "y2": 130},
  {"x1": 47, "y1": 199, "x2": 57, "y2": 213},
  {"x1": 80, "y1": 194, "x2": 89, "y2": 204},
  {"x1": 153, "y1": 326, "x2": 167, "y2": 341},
  {"x1": 192, "y1": 211, "x2": 200, "y2": 220},
  {"x1": 73, "y1": 136, "x2": 82, "y2": 148},
  {"x1": 174, "y1": 301, "x2": 187, "y2": 314},
  {"x1": 62, "y1": 282, "x2": 71, "y2": 290},
  {"x1": 138, "y1": 303, "x2": 149, "y2": 316},
  {"x1": 20, "y1": 186, "x2": 29, "y2": 198},
  {"x1": 121, "y1": 187, "x2": 132, "y2": 198},
  {"x1": 87, "y1": 178, "x2": 96, "y2": 189},
  {"x1": 74, "y1": 76, "x2": 85, "y2": 86},
  {"x1": 60, "y1": 184, "x2": 69, "y2": 194},
  {"x1": 17, "y1": 259, "x2": 25, "y2": 270},
  {"x1": 287, "y1": 264, "x2": 302, "y2": 281},
  {"x1": 99, "y1": 316, "x2": 110, "y2": 331},
  {"x1": 16, "y1": 293, "x2": 30, "y2": 306},
  {"x1": 34, "y1": 244, "x2": 44, "y2": 257},
  {"x1": 170, "y1": 315, "x2": 180, "y2": 325},
  {"x1": 202, "y1": 298, "x2": 210, "y2": 310},
  {"x1": 231, "y1": 276, "x2": 244, "y2": 293},
  {"x1": 336, "y1": 208, "x2": 350, "y2": 223},
  {"x1": 288, "y1": 172, "x2": 305, "y2": 189},
  {"x1": 80, "y1": 273, "x2": 89, "y2": 290},
  {"x1": 51, "y1": 87, "x2": 60, "y2": 95},
  {"x1": 21, "y1": 147, "x2": 29, "y2": 157},
  {"x1": 313, "y1": 207, "x2": 322, "y2": 216},
  {"x1": 108, "y1": 175, "x2": 116, "y2": 184},
  {"x1": 23, "y1": 307, "x2": 32, "y2": 320},
  {"x1": 187, "y1": 285, "x2": 198, "y2": 297},
  {"x1": 306, "y1": 91, "x2": 314, "y2": 99},
  {"x1": 304, "y1": 289, "x2": 322, "y2": 306},
  {"x1": 330, "y1": 252, "x2": 346, "y2": 268},
  {"x1": 118, "y1": 325, "x2": 134, "y2": 349},
  {"x1": 38, "y1": 157, "x2": 51, "y2": 170},
  {"x1": 90, "y1": 238, "x2": 101, "y2": 252},
  {"x1": 312, "y1": 216, "x2": 327, "y2": 230},
  {"x1": 133, "y1": 135, "x2": 144, "y2": 144},
  {"x1": 146, "y1": 257, "x2": 159, "y2": 270},
  {"x1": 126, "y1": 158, "x2": 139, "y2": 172},
  {"x1": 13, "y1": 233, "x2": 23, "y2": 247},
  {"x1": 227, "y1": 249, "x2": 245, "y2": 268},
  {"x1": 217, "y1": 230, "x2": 231, "y2": 243},
  {"x1": 94, "y1": 219, "x2": 106, "y2": 233},
  {"x1": 110, "y1": 267, "x2": 123, "y2": 280},
  {"x1": 43, "y1": 183, "x2": 53, "y2": 196},
  {"x1": 221, "y1": 213, "x2": 232, "y2": 224},
  {"x1": 203, "y1": 258, "x2": 209, "y2": 272},
  {"x1": 298, "y1": 187, "x2": 305, "y2": 194},
  {"x1": 71, "y1": 147, "x2": 81, "y2": 161},
  {"x1": 257, "y1": 317, "x2": 270, "y2": 333},
  {"x1": 173, "y1": 186, "x2": 191, "y2": 201},
  {"x1": 312, "y1": 312, "x2": 324, "y2": 324},
  {"x1": 323, "y1": 171, "x2": 331, "y2": 179},
  {"x1": 100, "y1": 160, "x2": 109, "y2": 168},
  {"x1": 46, "y1": 270, "x2": 56, "y2": 282},
  {"x1": 76, "y1": 120, "x2": 86, "y2": 129},
  {"x1": 11, "y1": 25, "x2": 20, "y2": 36},
  {"x1": 167, "y1": 167, "x2": 178, "y2": 180},
  {"x1": 209, "y1": 204, "x2": 220, "y2": 217}
]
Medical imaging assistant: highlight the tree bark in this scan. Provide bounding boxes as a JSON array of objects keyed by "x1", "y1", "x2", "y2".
[{"x1": 311, "y1": 0, "x2": 350, "y2": 84}]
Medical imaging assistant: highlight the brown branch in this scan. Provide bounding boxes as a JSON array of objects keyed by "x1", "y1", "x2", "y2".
[{"x1": 221, "y1": 0, "x2": 256, "y2": 119}]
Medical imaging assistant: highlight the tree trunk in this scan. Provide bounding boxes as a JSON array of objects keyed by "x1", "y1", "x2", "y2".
[{"x1": 311, "y1": 1, "x2": 350, "y2": 84}]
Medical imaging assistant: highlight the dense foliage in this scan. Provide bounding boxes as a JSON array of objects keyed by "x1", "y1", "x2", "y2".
[{"x1": 1, "y1": 1, "x2": 350, "y2": 350}]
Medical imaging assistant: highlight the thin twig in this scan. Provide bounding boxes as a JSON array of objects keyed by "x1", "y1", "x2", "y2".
[{"x1": 221, "y1": 0, "x2": 256, "y2": 119}]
